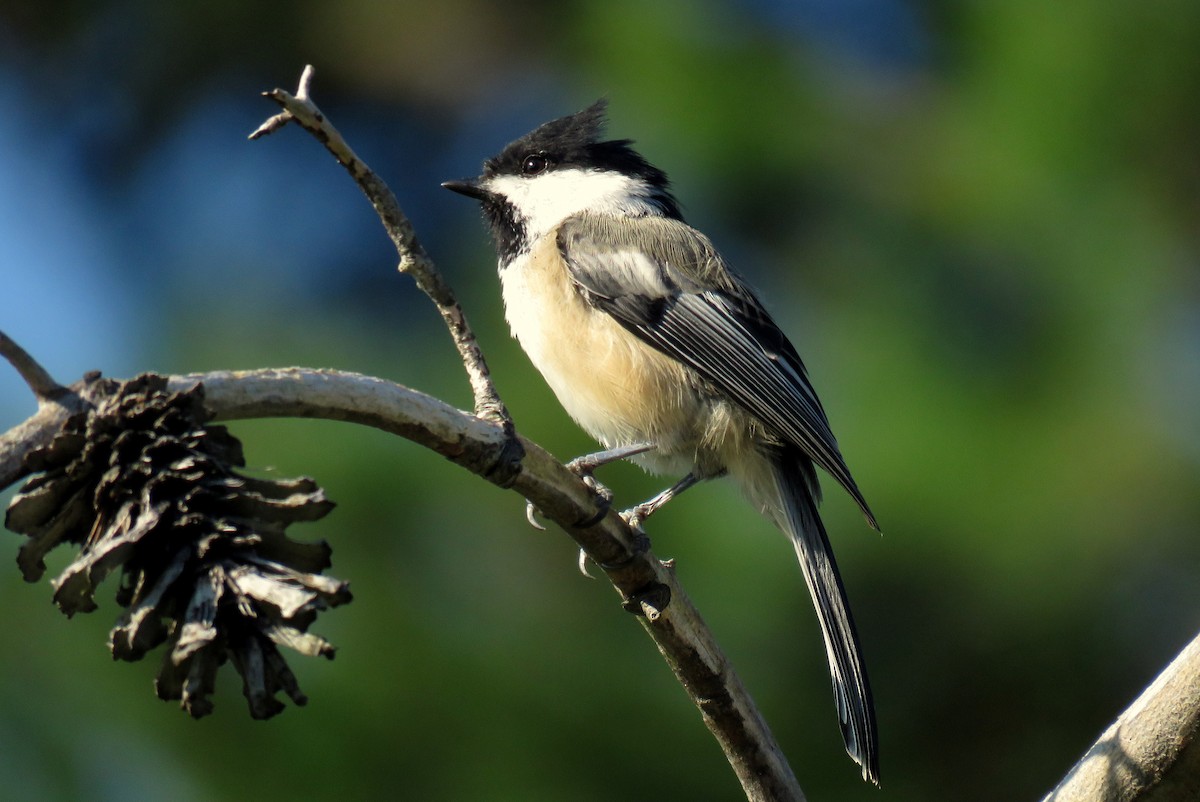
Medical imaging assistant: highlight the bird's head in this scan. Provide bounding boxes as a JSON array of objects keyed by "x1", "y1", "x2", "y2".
[{"x1": 443, "y1": 100, "x2": 681, "y2": 262}]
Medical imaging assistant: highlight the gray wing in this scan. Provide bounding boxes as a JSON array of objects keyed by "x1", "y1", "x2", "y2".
[{"x1": 557, "y1": 213, "x2": 877, "y2": 528}]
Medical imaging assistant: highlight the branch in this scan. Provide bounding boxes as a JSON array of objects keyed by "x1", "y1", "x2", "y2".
[
  {"x1": 248, "y1": 66, "x2": 515, "y2": 439},
  {"x1": 183, "y1": 368, "x2": 804, "y2": 800},
  {"x1": 0, "y1": 372, "x2": 89, "y2": 491},
  {"x1": 0, "y1": 364, "x2": 803, "y2": 801},
  {"x1": 1043, "y1": 630, "x2": 1200, "y2": 801},
  {"x1": 0, "y1": 330, "x2": 65, "y2": 402}
]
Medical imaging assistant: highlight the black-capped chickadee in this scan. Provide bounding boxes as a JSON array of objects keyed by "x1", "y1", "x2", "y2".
[{"x1": 444, "y1": 100, "x2": 880, "y2": 784}]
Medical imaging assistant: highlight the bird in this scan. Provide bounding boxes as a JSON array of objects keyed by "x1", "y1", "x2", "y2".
[{"x1": 443, "y1": 99, "x2": 880, "y2": 784}]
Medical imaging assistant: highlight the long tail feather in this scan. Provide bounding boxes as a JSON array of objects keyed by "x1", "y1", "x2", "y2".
[{"x1": 771, "y1": 450, "x2": 879, "y2": 785}]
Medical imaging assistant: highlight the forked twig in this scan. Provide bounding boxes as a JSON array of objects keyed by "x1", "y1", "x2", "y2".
[{"x1": 250, "y1": 65, "x2": 516, "y2": 454}]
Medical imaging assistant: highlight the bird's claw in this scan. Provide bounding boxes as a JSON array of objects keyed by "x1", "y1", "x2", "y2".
[{"x1": 525, "y1": 500, "x2": 546, "y2": 531}]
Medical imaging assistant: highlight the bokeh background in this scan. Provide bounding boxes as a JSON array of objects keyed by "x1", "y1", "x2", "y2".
[{"x1": 2, "y1": 2, "x2": 1199, "y2": 800}]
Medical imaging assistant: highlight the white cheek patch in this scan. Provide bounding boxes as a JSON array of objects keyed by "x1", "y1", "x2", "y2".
[{"x1": 486, "y1": 169, "x2": 658, "y2": 240}]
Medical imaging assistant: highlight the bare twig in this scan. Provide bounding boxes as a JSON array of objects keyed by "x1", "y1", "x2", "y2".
[
  {"x1": 0, "y1": 330, "x2": 65, "y2": 402},
  {"x1": 1042, "y1": 630, "x2": 1200, "y2": 801},
  {"x1": 247, "y1": 64, "x2": 317, "y2": 139},
  {"x1": 248, "y1": 66, "x2": 516, "y2": 447}
]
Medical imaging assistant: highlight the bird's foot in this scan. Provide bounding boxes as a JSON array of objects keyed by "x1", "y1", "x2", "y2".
[
  {"x1": 525, "y1": 443, "x2": 658, "y2": 575},
  {"x1": 562, "y1": 451, "x2": 626, "y2": 528},
  {"x1": 619, "y1": 503, "x2": 652, "y2": 534},
  {"x1": 523, "y1": 453, "x2": 622, "y2": 532}
]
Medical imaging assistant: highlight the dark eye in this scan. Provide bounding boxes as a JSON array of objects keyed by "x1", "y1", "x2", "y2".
[{"x1": 522, "y1": 154, "x2": 549, "y2": 175}]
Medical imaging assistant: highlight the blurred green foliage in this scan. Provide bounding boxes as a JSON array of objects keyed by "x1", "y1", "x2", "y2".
[{"x1": 2, "y1": 1, "x2": 1199, "y2": 800}]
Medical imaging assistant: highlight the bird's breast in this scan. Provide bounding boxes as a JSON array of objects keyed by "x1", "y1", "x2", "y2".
[{"x1": 500, "y1": 233, "x2": 708, "y2": 475}]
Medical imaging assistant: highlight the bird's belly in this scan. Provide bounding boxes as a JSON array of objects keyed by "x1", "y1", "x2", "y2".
[{"x1": 500, "y1": 241, "x2": 708, "y2": 475}]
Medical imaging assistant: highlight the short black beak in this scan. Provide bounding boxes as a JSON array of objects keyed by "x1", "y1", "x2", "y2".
[{"x1": 441, "y1": 178, "x2": 489, "y2": 201}]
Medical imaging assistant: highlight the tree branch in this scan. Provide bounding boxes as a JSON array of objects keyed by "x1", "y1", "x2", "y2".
[
  {"x1": 0, "y1": 361, "x2": 804, "y2": 801},
  {"x1": 1042, "y1": 630, "x2": 1200, "y2": 801},
  {"x1": 0, "y1": 329, "x2": 65, "y2": 402},
  {"x1": 248, "y1": 65, "x2": 515, "y2": 440},
  {"x1": 0, "y1": 372, "x2": 89, "y2": 491},
  {"x1": 180, "y1": 368, "x2": 804, "y2": 800}
]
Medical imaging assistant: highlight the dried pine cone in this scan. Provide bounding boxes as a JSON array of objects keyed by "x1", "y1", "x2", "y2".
[{"x1": 5, "y1": 373, "x2": 350, "y2": 719}]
